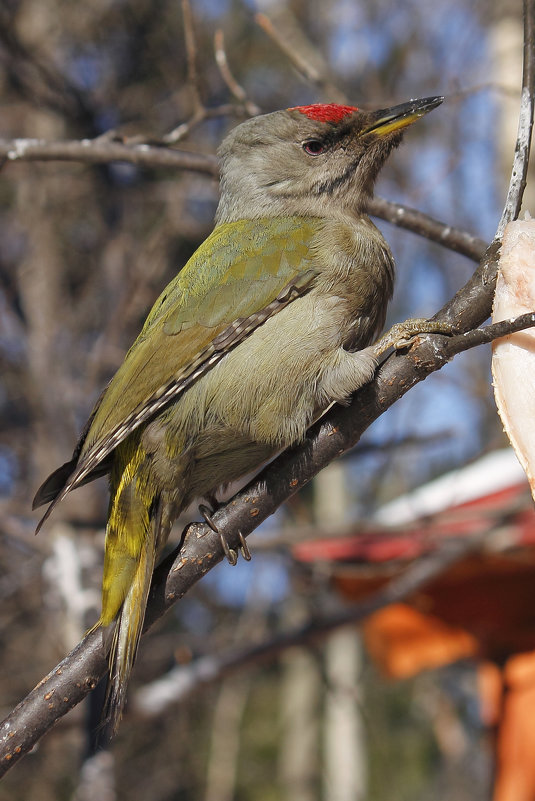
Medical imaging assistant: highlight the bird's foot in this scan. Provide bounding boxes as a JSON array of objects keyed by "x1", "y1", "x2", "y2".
[
  {"x1": 199, "y1": 503, "x2": 251, "y2": 565},
  {"x1": 373, "y1": 318, "x2": 455, "y2": 358}
]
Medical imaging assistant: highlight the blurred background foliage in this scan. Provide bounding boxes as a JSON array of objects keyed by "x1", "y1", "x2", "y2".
[{"x1": 0, "y1": 0, "x2": 525, "y2": 798}]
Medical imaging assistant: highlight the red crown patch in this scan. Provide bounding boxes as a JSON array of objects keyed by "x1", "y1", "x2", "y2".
[{"x1": 289, "y1": 103, "x2": 358, "y2": 123}]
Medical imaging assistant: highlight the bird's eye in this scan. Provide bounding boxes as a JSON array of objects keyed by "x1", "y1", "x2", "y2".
[{"x1": 303, "y1": 139, "x2": 327, "y2": 156}]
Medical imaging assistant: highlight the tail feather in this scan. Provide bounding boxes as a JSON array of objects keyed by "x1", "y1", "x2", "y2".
[
  {"x1": 103, "y1": 532, "x2": 157, "y2": 735},
  {"x1": 98, "y1": 460, "x2": 169, "y2": 736}
]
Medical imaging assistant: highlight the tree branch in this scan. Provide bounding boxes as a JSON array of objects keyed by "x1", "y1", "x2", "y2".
[
  {"x1": 0, "y1": 137, "x2": 220, "y2": 174},
  {"x1": 494, "y1": 0, "x2": 535, "y2": 240},
  {"x1": 1, "y1": 304, "x2": 534, "y2": 773},
  {"x1": 367, "y1": 197, "x2": 487, "y2": 262},
  {"x1": 214, "y1": 30, "x2": 261, "y2": 117}
]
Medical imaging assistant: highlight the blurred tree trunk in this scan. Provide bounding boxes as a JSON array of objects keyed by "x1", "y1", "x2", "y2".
[
  {"x1": 279, "y1": 647, "x2": 321, "y2": 801},
  {"x1": 317, "y1": 463, "x2": 367, "y2": 801},
  {"x1": 324, "y1": 629, "x2": 367, "y2": 801},
  {"x1": 204, "y1": 675, "x2": 251, "y2": 801}
]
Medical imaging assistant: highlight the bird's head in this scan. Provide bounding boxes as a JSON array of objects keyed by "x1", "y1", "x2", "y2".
[{"x1": 216, "y1": 96, "x2": 443, "y2": 223}]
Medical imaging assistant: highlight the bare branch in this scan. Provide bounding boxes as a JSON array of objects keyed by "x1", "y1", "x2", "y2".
[
  {"x1": 0, "y1": 137, "x2": 219, "y2": 174},
  {"x1": 444, "y1": 312, "x2": 535, "y2": 355},
  {"x1": 367, "y1": 197, "x2": 487, "y2": 262},
  {"x1": 135, "y1": 530, "x2": 492, "y2": 717},
  {"x1": 159, "y1": 105, "x2": 251, "y2": 145},
  {"x1": 155, "y1": 3, "x2": 260, "y2": 145},
  {"x1": 157, "y1": 0, "x2": 206, "y2": 145},
  {"x1": 181, "y1": 0, "x2": 203, "y2": 113},
  {"x1": 1, "y1": 294, "x2": 534, "y2": 773},
  {"x1": 447, "y1": 82, "x2": 526, "y2": 101},
  {"x1": 153, "y1": 12, "x2": 260, "y2": 145},
  {"x1": 254, "y1": 12, "x2": 346, "y2": 102},
  {"x1": 214, "y1": 30, "x2": 260, "y2": 117},
  {"x1": 494, "y1": 0, "x2": 535, "y2": 239}
]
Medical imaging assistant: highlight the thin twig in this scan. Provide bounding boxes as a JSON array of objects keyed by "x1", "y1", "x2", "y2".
[
  {"x1": 143, "y1": 5, "x2": 259, "y2": 145},
  {"x1": 214, "y1": 30, "x2": 260, "y2": 117},
  {"x1": 254, "y1": 12, "x2": 346, "y2": 102},
  {"x1": 447, "y1": 82, "x2": 524, "y2": 101},
  {"x1": 126, "y1": 104, "x2": 250, "y2": 146},
  {"x1": 444, "y1": 312, "x2": 535, "y2": 355},
  {"x1": 160, "y1": 112, "x2": 206, "y2": 145},
  {"x1": 159, "y1": 0, "x2": 206, "y2": 145},
  {"x1": 181, "y1": 0, "x2": 203, "y2": 113},
  {"x1": 155, "y1": 1, "x2": 255, "y2": 145}
]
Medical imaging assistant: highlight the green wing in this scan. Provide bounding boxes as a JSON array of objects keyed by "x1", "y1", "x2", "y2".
[{"x1": 34, "y1": 216, "x2": 320, "y2": 519}]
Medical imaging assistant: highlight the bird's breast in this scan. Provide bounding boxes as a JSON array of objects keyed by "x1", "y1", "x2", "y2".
[{"x1": 311, "y1": 215, "x2": 395, "y2": 346}]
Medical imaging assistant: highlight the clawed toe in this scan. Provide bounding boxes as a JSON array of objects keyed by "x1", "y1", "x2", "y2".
[
  {"x1": 199, "y1": 503, "x2": 251, "y2": 565},
  {"x1": 373, "y1": 318, "x2": 455, "y2": 358}
]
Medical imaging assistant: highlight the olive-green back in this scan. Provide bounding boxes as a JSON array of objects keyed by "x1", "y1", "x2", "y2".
[{"x1": 83, "y1": 216, "x2": 319, "y2": 455}]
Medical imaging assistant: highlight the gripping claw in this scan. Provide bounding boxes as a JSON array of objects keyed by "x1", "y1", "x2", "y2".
[
  {"x1": 199, "y1": 503, "x2": 238, "y2": 566},
  {"x1": 373, "y1": 318, "x2": 455, "y2": 359},
  {"x1": 238, "y1": 531, "x2": 252, "y2": 561},
  {"x1": 219, "y1": 533, "x2": 238, "y2": 566}
]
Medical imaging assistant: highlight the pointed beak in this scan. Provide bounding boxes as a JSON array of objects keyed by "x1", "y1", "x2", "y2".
[{"x1": 362, "y1": 96, "x2": 444, "y2": 137}]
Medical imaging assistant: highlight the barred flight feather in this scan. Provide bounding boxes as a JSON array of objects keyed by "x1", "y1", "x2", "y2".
[{"x1": 35, "y1": 274, "x2": 316, "y2": 532}]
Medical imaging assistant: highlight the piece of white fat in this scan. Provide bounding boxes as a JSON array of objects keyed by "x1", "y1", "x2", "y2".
[{"x1": 492, "y1": 216, "x2": 535, "y2": 498}]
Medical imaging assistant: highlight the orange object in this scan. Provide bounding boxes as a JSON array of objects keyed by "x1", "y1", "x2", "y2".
[
  {"x1": 479, "y1": 656, "x2": 535, "y2": 801},
  {"x1": 362, "y1": 604, "x2": 477, "y2": 679},
  {"x1": 294, "y1": 474, "x2": 535, "y2": 800}
]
